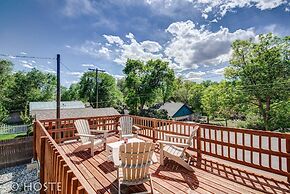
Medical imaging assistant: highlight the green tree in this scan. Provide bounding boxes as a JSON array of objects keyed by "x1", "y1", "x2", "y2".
[
  {"x1": 79, "y1": 72, "x2": 123, "y2": 108},
  {"x1": 201, "y1": 81, "x2": 246, "y2": 126},
  {"x1": 0, "y1": 60, "x2": 13, "y2": 122},
  {"x1": 61, "y1": 84, "x2": 81, "y2": 101},
  {"x1": 225, "y1": 33, "x2": 290, "y2": 130},
  {"x1": 123, "y1": 59, "x2": 174, "y2": 113},
  {"x1": 5, "y1": 69, "x2": 56, "y2": 111}
]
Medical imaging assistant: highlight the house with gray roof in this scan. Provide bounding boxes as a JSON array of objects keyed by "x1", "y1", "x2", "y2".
[
  {"x1": 158, "y1": 102, "x2": 193, "y2": 121},
  {"x1": 29, "y1": 101, "x2": 120, "y2": 120}
]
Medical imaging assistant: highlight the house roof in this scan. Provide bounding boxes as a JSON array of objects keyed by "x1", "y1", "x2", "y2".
[
  {"x1": 158, "y1": 102, "x2": 187, "y2": 117},
  {"x1": 29, "y1": 101, "x2": 85, "y2": 112},
  {"x1": 31, "y1": 107, "x2": 120, "y2": 120}
]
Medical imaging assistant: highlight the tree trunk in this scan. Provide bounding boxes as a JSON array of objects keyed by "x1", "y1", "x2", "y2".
[
  {"x1": 265, "y1": 96, "x2": 271, "y2": 130},
  {"x1": 225, "y1": 119, "x2": 228, "y2": 127},
  {"x1": 257, "y1": 97, "x2": 268, "y2": 130}
]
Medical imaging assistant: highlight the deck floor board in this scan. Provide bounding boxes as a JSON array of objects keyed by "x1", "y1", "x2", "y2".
[{"x1": 59, "y1": 135, "x2": 290, "y2": 194}]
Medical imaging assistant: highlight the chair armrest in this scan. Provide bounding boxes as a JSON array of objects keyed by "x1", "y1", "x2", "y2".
[
  {"x1": 76, "y1": 133, "x2": 95, "y2": 138},
  {"x1": 157, "y1": 140, "x2": 189, "y2": 148},
  {"x1": 132, "y1": 125, "x2": 140, "y2": 130},
  {"x1": 91, "y1": 130, "x2": 109, "y2": 133},
  {"x1": 117, "y1": 126, "x2": 122, "y2": 131},
  {"x1": 165, "y1": 134, "x2": 189, "y2": 140}
]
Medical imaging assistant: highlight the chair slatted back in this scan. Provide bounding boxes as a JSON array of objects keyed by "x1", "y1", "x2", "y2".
[
  {"x1": 74, "y1": 119, "x2": 91, "y2": 143},
  {"x1": 186, "y1": 125, "x2": 200, "y2": 146},
  {"x1": 119, "y1": 116, "x2": 133, "y2": 136},
  {"x1": 120, "y1": 142, "x2": 154, "y2": 181}
]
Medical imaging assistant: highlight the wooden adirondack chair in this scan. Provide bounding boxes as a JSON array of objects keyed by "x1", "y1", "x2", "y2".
[
  {"x1": 157, "y1": 125, "x2": 199, "y2": 171},
  {"x1": 118, "y1": 116, "x2": 139, "y2": 139},
  {"x1": 118, "y1": 142, "x2": 155, "y2": 194},
  {"x1": 74, "y1": 119, "x2": 108, "y2": 156}
]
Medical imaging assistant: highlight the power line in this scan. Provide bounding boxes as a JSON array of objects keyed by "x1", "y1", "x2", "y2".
[
  {"x1": 60, "y1": 61, "x2": 74, "y2": 73},
  {"x1": 0, "y1": 53, "x2": 56, "y2": 60}
]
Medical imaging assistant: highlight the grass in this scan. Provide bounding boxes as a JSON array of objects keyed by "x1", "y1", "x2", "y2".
[{"x1": 0, "y1": 132, "x2": 27, "y2": 141}]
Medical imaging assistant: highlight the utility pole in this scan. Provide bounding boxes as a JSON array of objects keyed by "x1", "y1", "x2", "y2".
[
  {"x1": 89, "y1": 68, "x2": 105, "y2": 108},
  {"x1": 56, "y1": 54, "x2": 60, "y2": 121}
]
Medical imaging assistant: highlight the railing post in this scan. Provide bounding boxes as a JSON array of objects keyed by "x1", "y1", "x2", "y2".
[
  {"x1": 33, "y1": 122, "x2": 37, "y2": 160},
  {"x1": 40, "y1": 136, "x2": 47, "y2": 194},
  {"x1": 196, "y1": 126, "x2": 202, "y2": 168},
  {"x1": 287, "y1": 138, "x2": 290, "y2": 183},
  {"x1": 152, "y1": 119, "x2": 157, "y2": 143}
]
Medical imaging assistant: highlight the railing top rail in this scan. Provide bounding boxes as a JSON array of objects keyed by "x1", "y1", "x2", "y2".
[
  {"x1": 35, "y1": 120, "x2": 95, "y2": 194},
  {"x1": 199, "y1": 123, "x2": 290, "y2": 138},
  {"x1": 39, "y1": 115, "x2": 290, "y2": 138},
  {"x1": 39, "y1": 114, "x2": 121, "y2": 123}
]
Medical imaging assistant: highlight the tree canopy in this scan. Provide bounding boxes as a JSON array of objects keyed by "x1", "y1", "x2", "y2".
[
  {"x1": 123, "y1": 59, "x2": 175, "y2": 113},
  {"x1": 225, "y1": 33, "x2": 290, "y2": 130}
]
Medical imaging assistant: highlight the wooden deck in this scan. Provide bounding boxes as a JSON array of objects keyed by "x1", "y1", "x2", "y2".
[{"x1": 58, "y1": 135, "x2": 290, "y2": 194}]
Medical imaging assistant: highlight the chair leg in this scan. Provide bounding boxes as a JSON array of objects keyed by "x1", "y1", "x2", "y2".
[
  {"x1": 118, "y1": 168, "x2": 121, "y2": 194},
  {"x1": 159, "y1": 144, "x2": 164, "y2": 165},
  {"x1": 90, "y1": 141, "x2": 94, "y2": 156},
  {"x1": 149, "y1": 174, "x2": 154, "y2": 194}
]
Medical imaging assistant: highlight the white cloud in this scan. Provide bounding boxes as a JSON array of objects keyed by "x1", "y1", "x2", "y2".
[
  {"x1": 31, "y1": 60, "x2": 36, "y2": 64},
  {"x1": 98, "y1": 46, "x2": 111, "y2": 58},
  {"x1": 211, "y1": 67, "x2": 225, "y2": 75},
  {"x1": 103, "y1": 35, "x2": 124, "y2": 45},
  {"x1": 65, "y1": 45, "x2": 71, "y2": 48},
  {"x1": 141, "y1": 41, "x2": 162, "y2": 53},
  {"x1": 183, "y1": 71, "x2": 206, "y2": 81},
  {"x1": 196, "y1": 0, "x2": 287, "y2": 18},
  {"x1": 47, "y1": 61, "x2": 51, "y2": 64},
  {"x1": 82, "y1": 64, "x2": 96, "y2": 67},
  {"x1": 22, "y1": 63, "x2": 34, "y2": 69},
  {"x1": 76, "y1": 20, "x2": 256, "y2": 76},
  {"x1": 67, "y1": 71, "x2": 83, "y2": 77},
  {"x1": 164, "y1": 20, "x2": 255, "y2": 69},
  {"x1": 112, "y1": 34, "x2": 164, "y2": 65},
  {"x1": 44, "y1": 69, "x2": 56, "y2": 74},
  {"x1": 20, "y1": 60, "x2": 28, "y2": 64},
  {"x1": 9, "y1": 56, "x2": 16, "y2": 59},
  {"x1": 140, "y1": 0, "x2": 288, "y2": 19},
  {"x1": 20, "y1": 52, "x2": 27, "y2": 55},
  {"x1": 63, "y1": 0, "x2": 98, "y2": 17}
]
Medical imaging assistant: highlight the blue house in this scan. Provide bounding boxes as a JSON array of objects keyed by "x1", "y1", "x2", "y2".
[{"x1": 158, "y1": 102, "x2": 193, "y2": 121}]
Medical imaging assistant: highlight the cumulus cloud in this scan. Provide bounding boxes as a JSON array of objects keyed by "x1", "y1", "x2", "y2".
[
  {"x1": 22, "y1": 63, "x2": 34, "y2": 69},
  {"x1": 20, "y1": 52, "x2": 27, "y2": 55},
  {"x1": 74, "y1": 20, "x2": 256, "y2": 79},
  {"x1": 184, "y1": 71, "x2": 206, "y2": 81},
  {"x1": 103, "y1": 35, "x2": 124, "y2": 45},
  {"x1": 210, "y1": 67, "x2": 225, "y2": 75},
  {"x1": 165, "y1": 20, "x2": 255, "y2": 69},
  {"x1": 93, "y1": 32, "x2": 167, "y2": 67},
  {"x1": 98, "y1": 46, "x2": 111, "y2": 58}
]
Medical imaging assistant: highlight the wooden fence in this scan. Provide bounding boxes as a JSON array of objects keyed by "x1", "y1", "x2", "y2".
[
  {"x1": 0, "y1": 136, "x2": 33, "y2": 168},
  {"x1": 0, "y1": 124, "x2": 28, "y2": 135}
]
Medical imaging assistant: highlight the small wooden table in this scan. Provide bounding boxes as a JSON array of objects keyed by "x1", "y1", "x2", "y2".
[{"x1": 106, "y1": 138, "x2": 157, "y2": 166}]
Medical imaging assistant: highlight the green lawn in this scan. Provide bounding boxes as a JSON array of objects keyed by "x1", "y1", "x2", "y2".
[{"x1": 0, "y1": 132, "x2": 27, "y2": 141}]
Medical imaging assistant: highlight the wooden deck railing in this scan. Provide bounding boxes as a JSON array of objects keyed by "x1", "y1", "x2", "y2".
[
  {"x1": 34, "y1": 115, "x2": 290, "y2": 194},
  {"x1": 34, "y1": 120, "x2": 95, "y2": 194}
]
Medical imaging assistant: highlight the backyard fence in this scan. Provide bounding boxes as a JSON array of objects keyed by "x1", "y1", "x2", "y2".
[
  {"x1": 0, "y1": 124, "x2": 28, "y2": 135},
  {"x1": 0, "y1": 136, "x2": 33, "y2": 168}
]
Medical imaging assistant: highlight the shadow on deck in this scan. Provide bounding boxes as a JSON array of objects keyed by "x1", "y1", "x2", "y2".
[{"x1": 59, "y1": 135, "x2": 290, "y2": 194}]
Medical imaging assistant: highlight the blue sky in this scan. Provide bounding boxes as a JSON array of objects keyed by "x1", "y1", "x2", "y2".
[{"x1": 0, "y1": 0, "x2": 290, "y2": 86}]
